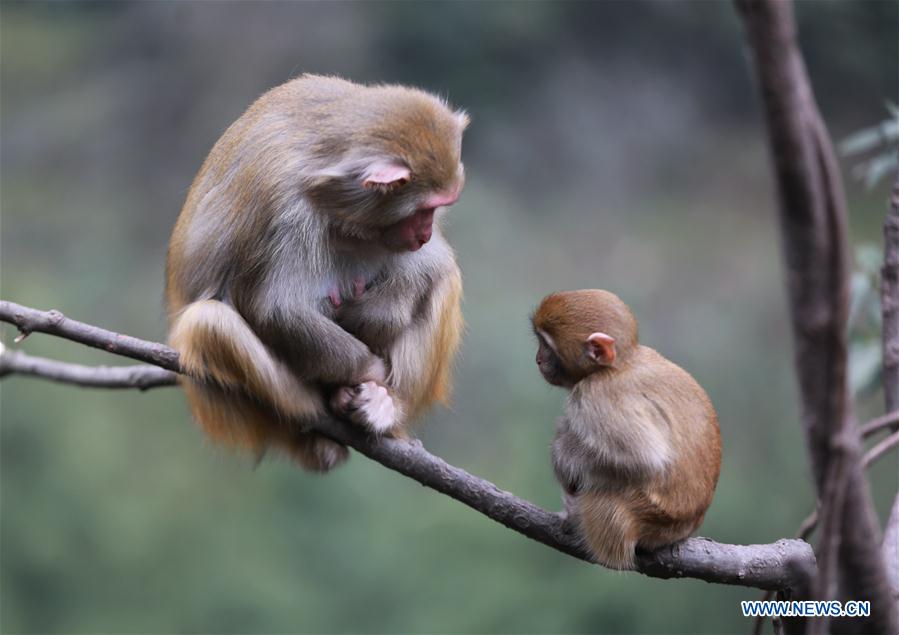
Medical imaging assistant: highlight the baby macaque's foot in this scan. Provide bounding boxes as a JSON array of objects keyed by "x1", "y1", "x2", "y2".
[{"x1": 331, "y1": 382, "x2": 397, "y2": 434}]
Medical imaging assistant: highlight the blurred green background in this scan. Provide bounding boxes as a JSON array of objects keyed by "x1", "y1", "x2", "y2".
[{"x1": 2, "y1": 2, "x2": 897, "y2": 633}]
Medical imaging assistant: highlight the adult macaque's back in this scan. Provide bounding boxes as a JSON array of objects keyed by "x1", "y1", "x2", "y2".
[{"x1": 166, "y1": 75, "x2": 468, "y2": 471}]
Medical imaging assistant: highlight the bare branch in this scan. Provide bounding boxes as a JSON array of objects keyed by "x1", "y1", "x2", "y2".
[
  {"x1": 0, "y1": 347, "x2": 177, "y2": 390},
  {"x1": 735, "y1": 0, "x2": 896, "y2": 632},
  {"x1": 796, "y1": 508, "x2": 820, "y2": 543},
  {"x1": 776, "y1": 412, "x2": 898, "y2": 549},
  {"x1": 0, "y1": 299, "x2": 816, "y2": 592},
  {"x1": 0, "y1": 301, "x2": 180, "y2": 371},
  {"x1": 862, "y1": 429, "x2": 899, "y2": 470},
  {"x1": 860, "y1": 410, "x2": 899, "y2": 439}
]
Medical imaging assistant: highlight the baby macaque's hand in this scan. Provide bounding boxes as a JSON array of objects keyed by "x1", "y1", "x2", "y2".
[{"x1": 330, "y1": 382, "x2": 398, "y2": 434}]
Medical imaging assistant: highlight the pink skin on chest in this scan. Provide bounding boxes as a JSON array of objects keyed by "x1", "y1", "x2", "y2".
[{"x1": 328, "y1": 276, "x2": 367, "y2": 308}]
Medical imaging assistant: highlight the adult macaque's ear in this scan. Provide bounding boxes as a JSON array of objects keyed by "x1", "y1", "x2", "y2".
[
  {"x1": 361, "y1": 159, "x2": 411, "y2": 192},
  {"x1": 585, "y1": 332, "x2": 616, "y2": 366}
]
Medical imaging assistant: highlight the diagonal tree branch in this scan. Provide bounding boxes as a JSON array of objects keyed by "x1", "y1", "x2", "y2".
[
  {"x1": 1, "y1": 302, "x2": 180, "y2": 370},
  {"x1": 0, "y1": 299, "x2": 816, "y2": 592}
]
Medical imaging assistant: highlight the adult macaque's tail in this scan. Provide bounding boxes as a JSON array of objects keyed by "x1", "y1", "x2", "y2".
[{"x1": 170, "y1": 299, "x2": 347, "y2": 471}]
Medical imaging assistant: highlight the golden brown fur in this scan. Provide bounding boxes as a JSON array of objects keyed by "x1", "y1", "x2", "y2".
[
  {"x1": 532, "y1": 289, "x2": 721, "y2": 569},
  {"x1": 166, "y1": 75, "x2": 466, "y2": 470}
]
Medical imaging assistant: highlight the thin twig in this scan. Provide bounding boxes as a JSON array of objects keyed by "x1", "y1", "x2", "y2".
[
  {"x1": 796, "y1": 509, "x2": 820, "y2": 543},
  {"x1": 0, "y1": 347, "x2": 177, "y2": 390},
  {"x1": 790, "y1": 411, "x2": 899, "y2": 546},
  {"x1": 0, "y1": 299, "x2": 817, "y2": 592},
  {"x1": 789, "y1": 410, "x2": 899, "y2": 543},
  {"x1": 859, "y1": 410, "x2": 899, "y2": 439},
  {"x1": 862, "y1": 429, "x2": 899, "y2": 470}
]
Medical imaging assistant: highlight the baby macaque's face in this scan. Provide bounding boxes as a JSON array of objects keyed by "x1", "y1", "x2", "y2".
[{"x1": 534, "y1": 329, "x2": 572, "y2": 388}]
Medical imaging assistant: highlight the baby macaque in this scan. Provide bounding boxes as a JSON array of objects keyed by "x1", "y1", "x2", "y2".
[{"x1": 531, "y1": 289, "x2": 721, "y2": 570}]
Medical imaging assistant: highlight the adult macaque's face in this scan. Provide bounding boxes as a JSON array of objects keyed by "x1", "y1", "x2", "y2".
[{"x1": 379, "y1": 184, "x2": 462, "y2": 252}]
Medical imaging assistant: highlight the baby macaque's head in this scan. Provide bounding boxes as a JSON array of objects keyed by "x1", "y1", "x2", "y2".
[{"x1": 531, "y1": 289, "x2": 639, "y2": 387}]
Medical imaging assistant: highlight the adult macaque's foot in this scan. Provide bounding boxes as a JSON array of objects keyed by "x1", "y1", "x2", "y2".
[{"x1": 331, "y1": 382, "x2": 397, "y2": 434}]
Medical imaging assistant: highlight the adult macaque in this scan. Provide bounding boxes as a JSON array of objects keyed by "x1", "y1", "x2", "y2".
[
  {"x1": 531, "y1": 289, "x2": 721, "y2": 570},
  {"x1": 166, "y1": 75, "x2": 467, "y2": 471}
]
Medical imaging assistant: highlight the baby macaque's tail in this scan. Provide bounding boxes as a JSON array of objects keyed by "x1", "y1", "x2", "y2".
[
  {"x1": 576, "y1": 490, "x2": 640, "y2": 570},
  {"x1": 577, "y1": 489, "x2": 705, "y2": 571}
]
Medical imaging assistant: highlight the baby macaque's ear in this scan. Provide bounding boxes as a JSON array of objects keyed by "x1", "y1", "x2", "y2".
[
  {"x1": 361, "y1": 159, "x2": 411, "y2": 192},
  {"x1": 585, "y1": 332, "x2": 616, "y2": 366}
]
